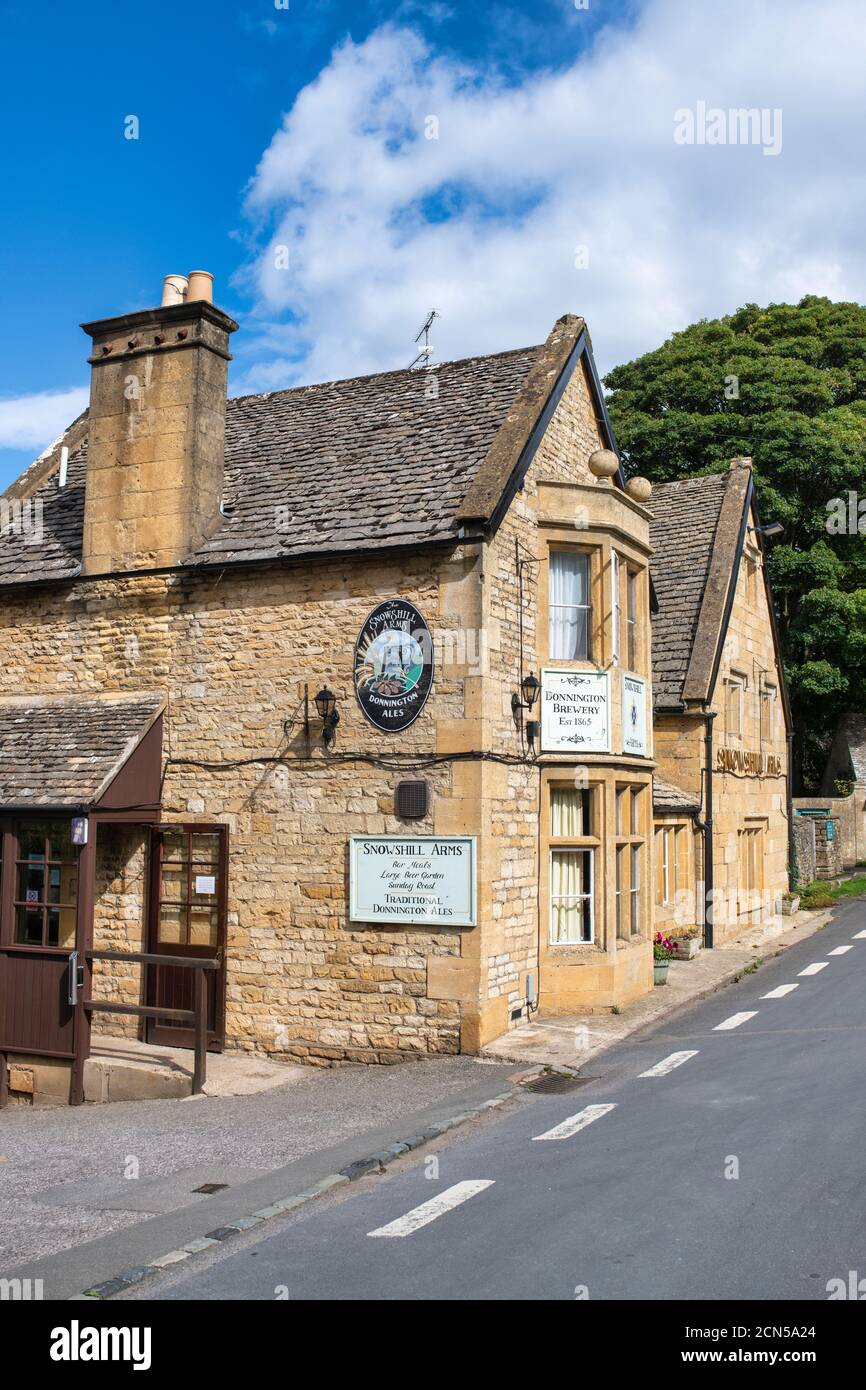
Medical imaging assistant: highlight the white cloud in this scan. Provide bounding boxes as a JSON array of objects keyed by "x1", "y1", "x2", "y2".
[
  {"x1": 0, "y1": 387, "x2": 88, "y2": 452},
  {"x1": 235, "y1": 0, "x2": 866, "y2": 391}
]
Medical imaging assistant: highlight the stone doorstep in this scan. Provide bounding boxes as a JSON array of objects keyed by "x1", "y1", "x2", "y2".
[
  {"x1": 4, "y1": 1039, "x2": 308, "y2": 1107},
  {"x1": 481, "y1": 907, "x2": 836, "y2": 1072}
]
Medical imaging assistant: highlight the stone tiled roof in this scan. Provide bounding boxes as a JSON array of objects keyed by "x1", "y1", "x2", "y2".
[
  {"x1": 0, "y1": 692, "x2": 164, "y2": 807},
  {"x1": 653, "y1": 776, "x2": 701, "y2": 815},
  {"x1": 649, "y1": 473, "x2": 730, "y2": 709},
  {"x1": 0, "y1": 346, "x2": 547, "y2": 585}
]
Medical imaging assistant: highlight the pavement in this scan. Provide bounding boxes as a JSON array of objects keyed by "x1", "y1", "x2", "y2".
[
  {"x1": 0, "y1": 1054, "x2": 514, "y2": 1290},
  {"x1": 109, "y1": 895, "x2": 866, "y2": 1301},
  {"x1": 482, "y1": 905, "x2": 834, "y2": 1071}
]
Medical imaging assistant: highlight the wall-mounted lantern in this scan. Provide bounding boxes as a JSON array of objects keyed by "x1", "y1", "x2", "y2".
[
  {"x1": 511, "y1": 670, "x2": 541, "y2": 720},
  {"x1": 313, "y1": 687, "x2": 340, "y2": 747}
]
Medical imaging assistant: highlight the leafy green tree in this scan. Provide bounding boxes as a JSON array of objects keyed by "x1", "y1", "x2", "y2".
[{"x1": 604, "y1": 296, "x2": 866, "y2": 789}]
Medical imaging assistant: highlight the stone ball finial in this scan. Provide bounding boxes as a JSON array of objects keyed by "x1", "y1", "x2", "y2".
[
  {"x1": 625, "y1": 476, "x2": 653, "y2": 503},
  {"x1": 588, "y1": 448, "x2": 619, "y2": 481}
]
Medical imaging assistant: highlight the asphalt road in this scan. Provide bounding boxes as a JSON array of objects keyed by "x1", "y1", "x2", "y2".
[{"x1": 132, "y1": 899, "x2": 866, "y2": 1301}]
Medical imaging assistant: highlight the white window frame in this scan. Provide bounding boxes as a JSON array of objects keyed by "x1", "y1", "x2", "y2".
[
  {"x1": 630, "y1": 844, "x2": 641, "y2": 934},
  {"x1": 549, "y1": 847, "x2": 594, "y2": 945},
  {"x1": 626, "y1": 567, "x2": 638, "y2": 670},
  {"x1": 612, "y1": 550, "x2": 621, "y2": 665}
]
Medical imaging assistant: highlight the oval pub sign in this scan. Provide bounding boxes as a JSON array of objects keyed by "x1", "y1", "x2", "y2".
[{"x1": 354, "y1": 600, "x2": 433, "y2": 732}]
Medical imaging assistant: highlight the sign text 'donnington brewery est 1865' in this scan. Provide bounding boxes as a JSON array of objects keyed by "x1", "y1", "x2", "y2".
[{"x1": 354, "y1": 600, "x2": 434, "y2": 733}]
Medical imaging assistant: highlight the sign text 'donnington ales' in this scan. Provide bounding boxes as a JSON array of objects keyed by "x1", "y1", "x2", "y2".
[{"x1": 354, "y1": 600, "x2": 434, "y2": 732}]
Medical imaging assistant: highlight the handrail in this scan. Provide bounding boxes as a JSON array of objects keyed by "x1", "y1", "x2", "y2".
[{"x1": 82, "y1": 948, "x2": 216, "y2": 1094}]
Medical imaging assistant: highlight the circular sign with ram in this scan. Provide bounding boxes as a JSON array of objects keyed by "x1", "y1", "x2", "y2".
[{"x1": 354, "y1": 600, "x2": 433, "y2": 732}]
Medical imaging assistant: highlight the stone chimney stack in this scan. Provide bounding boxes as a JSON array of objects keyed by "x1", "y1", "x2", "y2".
[{"x1": 80, "y1": 273, "x2": 238, "y2": 574}]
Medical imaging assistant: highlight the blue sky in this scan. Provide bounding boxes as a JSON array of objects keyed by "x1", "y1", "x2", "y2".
[{"x1": 1, "y1": 0, "x2": 863, "y2": 487}]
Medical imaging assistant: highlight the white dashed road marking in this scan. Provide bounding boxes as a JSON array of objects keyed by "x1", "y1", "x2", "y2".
[
  {"x1": 714, "y1": 1011, "x2": 758, "y2": 1031},
  {"x1": 829, "y1": 945, "x2": 854, "y2": 955},
  {"x1": 639, "y1": 1050, "x2": 699, "y2": 1078},
  {"x1": 798, "y1": 962, "x2": 828, "y2": 976},
  {"x1": 532, "y1": 1103, "x2": 617, "y2": 1142},
  {"x1": 367, "y1": 1181, "x2": 494, "y2": 1238},
  {"x1": 853, "y1": 931, "x2": 866, "y2": 940},
  {"x1": 762, "y1": 983, "x2": 799, "y2": 999}
]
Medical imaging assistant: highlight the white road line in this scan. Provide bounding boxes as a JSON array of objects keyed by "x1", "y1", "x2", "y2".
[
  {"x1": 639, "y1": 1050, "x2": 699, "y2": 1078},
  {"x1": 853, "y1": 931, "x2": 866, "y2": 940},
  {"x1": 714, "y1": 1011, "x2": 758, "y2": 1031},
  {"x1": 367, "y1": 1180, "x2": 494, "y2": 1238},
  {"x1": 531, "y1": 1102, "x2": 617, "y2": 1142},
  {"x1": 798, "y1": 962, "x2": 829, "y2": 976},
  {"x1": 762, "y1": 983, "x2": 799, "y2": 999},
  {"x1": 829, "y1": 945, "x2": 854, "y2": 956}
]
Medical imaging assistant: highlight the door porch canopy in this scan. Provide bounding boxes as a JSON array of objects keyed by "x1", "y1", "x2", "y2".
[{"x1": 0, "y1": 691, "x2": 164, "y2": 817}]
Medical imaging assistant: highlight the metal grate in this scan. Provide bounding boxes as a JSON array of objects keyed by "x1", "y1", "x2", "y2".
[
  {"x1": 396, "y1": 779, "x2": 429, "y2": 819},
  {"x1": 523, "y1": 1073, "x2": 594, "y2": 1095}
]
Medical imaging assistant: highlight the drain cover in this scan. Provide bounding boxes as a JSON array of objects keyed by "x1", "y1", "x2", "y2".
[
  {"x1": 193, "y1": 1182, "x2": 229, "y2": 1194},
  {"x1": 524, "y1": 1073, "x2": 593, "y2": 1095}
]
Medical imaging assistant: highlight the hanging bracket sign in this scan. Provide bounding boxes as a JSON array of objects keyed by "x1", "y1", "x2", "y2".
[
  {"x1": 354, "y1": 600, "x2": 433, "y2": 732},
  {"x1": 621, "y1": 674, "x2": 649, "y2": 757}
]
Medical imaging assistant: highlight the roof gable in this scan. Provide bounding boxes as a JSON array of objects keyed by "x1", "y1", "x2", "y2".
[{"x1": 649, "y1": 471, "x2": 733, "y2": 708}]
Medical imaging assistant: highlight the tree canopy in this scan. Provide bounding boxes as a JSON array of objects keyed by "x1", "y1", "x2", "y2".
[{"x1": 604, "y1": 296, "x2": 866, "y2": 789}]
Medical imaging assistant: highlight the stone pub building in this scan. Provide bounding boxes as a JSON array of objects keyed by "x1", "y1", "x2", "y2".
[{"x1": 0, "y1": 274, "x2": 791, "y2": 1103}]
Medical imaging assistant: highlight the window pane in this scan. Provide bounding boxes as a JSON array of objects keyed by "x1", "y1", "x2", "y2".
[
  {"x1": 630, "y1": 845, "x2": 641, "y2": 933},
  {"x1": 627, "y1": 571, "x2": 638, "y2": 668},
  {"x1": 47, "y1": 823, "x2": 73, "y2": 860},
  {"x1": 190, "y1": 833, "x2": 221, "y2": 868},
  {"x1": 550, "y1": 786, "x2": 590, "y2": 837},
  {"x1": 17, "y1": 863, "x2": 44, "y2": 904},
  {"x1": 46, "y1": 907, "x2": 76, "y2": 949},
  {"x1": 162, "y1": 831, "x2": 188, "y2": 862},
  {"x1": 630, "y1": 787, "x2": 641, "y2": 835},
  {"x1": 161, "y1": 867, "x2": 189, "y2": 904},
  {"x1": 18, "y1": 824, "x2": 47, "y2": 860},
  {"x1": 189, "y1": 909, "x2": 219, "y2": 947},
  {"x1": 15, "y1": 905, "x2": 43, "y2": 944},
  {"x1": 549, "y1": 552, "x2": 590, "y2": 660},
  {"x1": 159, "y1": 904, "x2": 185, "y2": 945},
  {"x1": 616, "y1": 787, "x2": 627, "y2": 836},
  {"x1": 550, "y1": 849, "x2": 592, "y2": 944}
]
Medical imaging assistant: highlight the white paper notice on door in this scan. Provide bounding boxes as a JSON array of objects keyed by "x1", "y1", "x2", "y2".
[{"x1": 195, "y1": 875, "x2": 216, "y2": 896}]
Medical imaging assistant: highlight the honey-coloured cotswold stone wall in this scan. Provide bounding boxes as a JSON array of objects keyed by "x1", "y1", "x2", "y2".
[
  {"x1": 0, "y1": 552, "x2": 483, "y2": 1064},
  {"x1": 653, "y1": 520, "x2": 790, "y2": 944}
]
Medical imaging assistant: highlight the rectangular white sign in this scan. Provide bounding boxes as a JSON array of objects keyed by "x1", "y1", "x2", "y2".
[
  {"x1": 621, "y1": 674, "x2": 648, "y2": 757},
  {"x1": 541, "y1": 669, "x2": 610, "y2": 753},
  {"x1": 349, "y1": 836, "x2": 477, "y2": 927}
]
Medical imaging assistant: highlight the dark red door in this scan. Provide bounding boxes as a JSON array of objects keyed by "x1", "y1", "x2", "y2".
[
  {"x1": 146, "y1": 825, "x2": 227, "y2": 1051},
  {"x1": 0, "y1": 818, "x2": 85, "y2": 1062}
]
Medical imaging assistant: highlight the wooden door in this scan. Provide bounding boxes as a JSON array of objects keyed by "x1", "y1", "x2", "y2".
[
  {"x1": 146, "y1": 825, "x2": 227, "y2": 1051},
  {"x1": 0, "y1": 818, "x2": 84, "y2": 1061}
]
